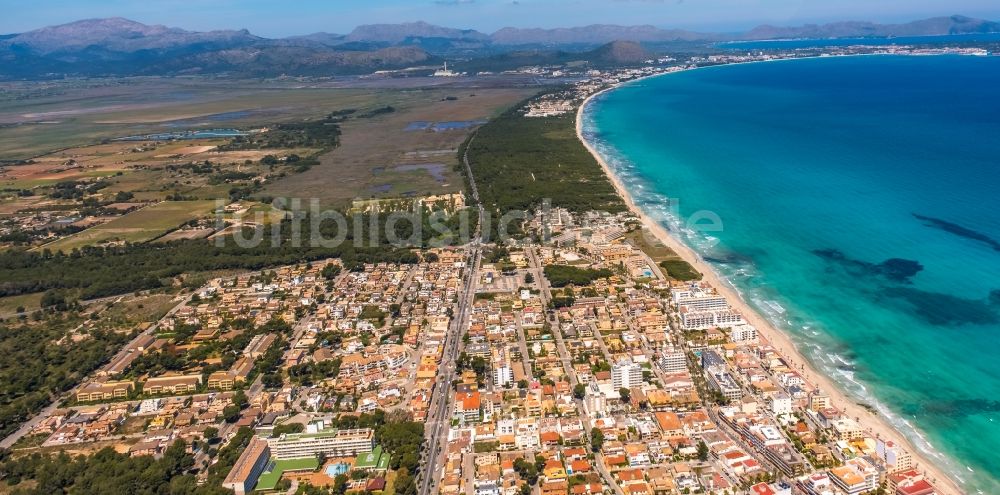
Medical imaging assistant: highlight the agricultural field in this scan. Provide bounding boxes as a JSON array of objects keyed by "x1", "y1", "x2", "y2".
[{"x1": 39, "y1": 200, "x2": 218, "y2": 252}]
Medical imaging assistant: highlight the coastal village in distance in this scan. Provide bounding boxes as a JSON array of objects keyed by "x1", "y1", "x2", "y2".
[{"x1": 2, "y1": 30, "x2": 991, "y2": 495}]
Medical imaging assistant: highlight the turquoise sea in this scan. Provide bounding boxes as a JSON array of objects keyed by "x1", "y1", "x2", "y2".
[{"x1": 582, "y1": 55, "x2": 1000, "y2": 493}]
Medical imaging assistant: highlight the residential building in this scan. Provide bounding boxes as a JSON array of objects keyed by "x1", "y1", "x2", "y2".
[
  {"x1": 671, "y1": 287, "x2": 729, "y2": 312},
  {"x1": 494, "y1": 366, "x2": 513, "y2": 388},
  {"x1": 707, "y1": 371, "x2": 742, "y2": 402},
  {"x1": 267, "y1": 426, "x2": 375, "y2": 459},
  {"x1": 730, "y1": 324, "x2": 758, "y2": 343},
  {"x1": 770, "y1": 394, "x2": 793, "y2": 417},
  {"x1": 659, "y1": 350, "x2": 687, "y2": 373},
  {"x1": 809, "y1": 391, "x2": 831, "y2": 411},
  {"x1": 877, "y1": 439, "x2": 914, "y2": 473},
  {"x1": 830, "y1": 458, "x2": 879, "y2": 495},
  {"x1": 612, "y1": 359, "x2": 643, "y2": 390},
  {"x1": 887, "y1": 469, "x2": 935, "y2": 495},
  {"x1": 143, "y1": 374, "x2": 202, "y2": 395},
  {"x1": 454, "y1": 391, "x2": 482, "y2": 425},
  {"x1": 76, "y1": 380, "x2": 134, "y2": 402},
  {"x1": 222, "y1": 437, "x2": 271, "y2": 495}
]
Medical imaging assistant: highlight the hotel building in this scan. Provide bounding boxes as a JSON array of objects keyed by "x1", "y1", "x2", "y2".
[
  {"x1": 671, "y1": 286, "x2": 729, "y2": 312},
  {"x1": 266, "y1": 426, "x2": 375, "y2": 460}
]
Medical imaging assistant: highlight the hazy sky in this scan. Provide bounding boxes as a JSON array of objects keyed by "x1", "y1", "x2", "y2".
[{"x1": 3, "y1": 0, "x2": 999, "y2": 37}]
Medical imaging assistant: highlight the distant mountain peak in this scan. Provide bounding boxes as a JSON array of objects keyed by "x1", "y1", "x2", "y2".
[
  {"x1": 346, "y1": 21, "x2": 489, "y2": 43},
  {"x1": 742, "y1": 14, "x2": 1000, "y2": 40},
  {"x1": 6, "y1": 17, "x2": 259, "y2": 54},
  {"x1": 2, "y1": 14, "x2": 999, "y2": 80},
  {"x1": 590, "y1": 40, "x2": 652, "y2": 63}
]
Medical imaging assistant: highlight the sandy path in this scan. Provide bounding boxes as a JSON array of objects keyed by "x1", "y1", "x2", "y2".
[{"x1": 575, "y1": 84, "x2": 963, "y2": 494}]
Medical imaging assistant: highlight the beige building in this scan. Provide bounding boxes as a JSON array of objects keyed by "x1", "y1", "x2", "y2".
[
  {"x1": 143, "y1": 374, "x2": 202, "y2": 395},
  {"x1": 77, "y1": 380, "x2": 134, "y2": 402}
]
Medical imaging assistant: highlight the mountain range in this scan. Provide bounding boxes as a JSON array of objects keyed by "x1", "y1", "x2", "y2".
[{"x1": 1, "y1": 15, "x2": 998, "y2": 79}]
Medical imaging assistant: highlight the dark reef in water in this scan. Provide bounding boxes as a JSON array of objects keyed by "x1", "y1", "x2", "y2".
[
  {"x1": 880, "y1": 287, "x2": 1000, "y2": 326},
  {"x1": 814, "y1": 248, "x2": 998, "y2": 325},
  {"x1": 913, "y1": 213, "x2": 1000, "y2": 252},
  {"x1": 703, "y1": 249, "x2": 755, "y2": 266},
  {"x1": 813, "y1": 248, "x2": 923, "y2": 283},
  {"x1": 916, "y1": 398, "x2": 1000, "y2": 418},
  {"x1": 990, "y1": 289, "x2": 1000, "y2": 306}
]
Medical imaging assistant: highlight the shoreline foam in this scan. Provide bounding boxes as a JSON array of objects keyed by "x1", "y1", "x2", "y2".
[{"x1": 575, "y1": 62, "x2": 965, "y2": 494}]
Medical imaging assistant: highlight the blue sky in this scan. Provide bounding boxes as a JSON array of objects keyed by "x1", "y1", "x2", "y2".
[{"x1": 2, "y1": 0, "x2": 999, "y2": 37}]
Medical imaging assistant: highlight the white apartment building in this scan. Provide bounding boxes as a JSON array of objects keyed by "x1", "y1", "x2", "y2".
[
  {"x1": 659, "y1": 349, "x2": 687, "y2": 373},
  {"x1": 611, "y1": 359, "x2": 644, "y2": 390},
  {"x1": 222, "y1": 437, "x2": 271, "y2": 495},
  {"x1": 138, "y1": 398, "x2": 162, "y2": 415},
  {"x1": 671, "y1": 287, "x2": 729, "y2": 312},
  {"x1": 830, "y1": 457, "x2": 879, "y2": 495},
  {"x1": 493, "y1": 365, "x2": 513, "y2": 388},
  {"x1": 679, "y1": 308, "x2": 745, "y2": 330},
  {"x1": 770, "y1": 393, "x2": 793, "y2": 417},
  {"x1": 584, "y1": 381, "x2": 607, "y2": 415},
  {"x1": 266, "y1": 426, "x2": 374, "y2": 459},
  {"x1": 713, "y1": 310, "x2": 745, "y2": 328},
  {"x1": 708, "y1": 371, "x2": 743, "y2": 401},
  {"x1": 730, "y1": 324, "x2": 758, "y2": 343},
  {"x1": 876, "y1": 439, "x2": 914, "y2": 472}
]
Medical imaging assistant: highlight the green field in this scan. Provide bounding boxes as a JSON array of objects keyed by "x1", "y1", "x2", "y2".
[
  {"x1": 0, "y1": 292, "x2": 44, "y2": 316},
  {"x1": 40, "y1": 200, "x2": 219, "y2": 252},
  {"x1": 0, "y1": 170, "x2": 122, "y2": 190}
]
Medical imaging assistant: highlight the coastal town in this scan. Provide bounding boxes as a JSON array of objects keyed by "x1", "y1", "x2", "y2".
[
  {"x1": 4, "y1": 199, "x2": 947, "y2": 495},
  {"x1": 3, "y1": 13, "x2": 996, "y2": 495}
]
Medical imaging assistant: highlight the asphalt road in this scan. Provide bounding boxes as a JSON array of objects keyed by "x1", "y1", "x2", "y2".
[{"x1": 418, "y1": 129, "x2": 485, "y2": 495}]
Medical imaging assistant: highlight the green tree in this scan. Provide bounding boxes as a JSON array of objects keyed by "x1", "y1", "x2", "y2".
[
  {"x1": 222, "y1": 404, "x2": 240, "y2": 423},
  {"x1": 332, "y1": 474, "x2": 349, "y2": 495},
  {"x1": 232, "y1": 389, "x2": 248, "y2": 409},
  {"x1": 394, "y1": 468, "x2": 418, "y2": 495},
  {"x1": 697, "y1": 440, "x2": 709, "y2": 462},
  {"x1": 203, "y1": 426, "x2": 219, "y2": 442},
  {"x1": 322, "y1": 264, "x2": 342, "y2": 280},
  {"x1": 590, "y1": 427, "x2": 604, "y2": 452}
]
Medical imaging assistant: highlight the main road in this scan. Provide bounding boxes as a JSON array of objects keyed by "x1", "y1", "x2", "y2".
[{"x1": 418, "y1": 131, "x2": 486, "y2": 495}]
